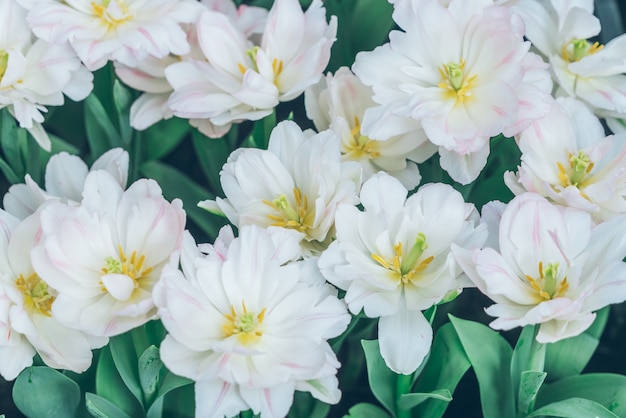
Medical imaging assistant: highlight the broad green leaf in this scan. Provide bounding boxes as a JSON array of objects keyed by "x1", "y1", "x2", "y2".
[
  {"x1": 140, "y1": 160, "x2": 223, "y2": 240},
  {"x1": 511, "y1": 325, "x2": 538, "y2": 401},
  {"x1": 155, "y1": 371, "x2": 193, "y2": 400},
  {"x1": 287, "y1": 391, "x2": 330, "y2": 418},
  {"x1": 12, "y1": 366, "x2": 80, "y2": 418},
  {"x1": 86, "y1": 393, "x2": 133, "y2": 418},
  {"x1": 142, "y1": 117, "x2": 191, "y2": 161},
  {"x1": 343, "y1": 403, "x2": 392, "y2": 418},
  {"x1": 361, "y1": 339, "x2": 396, "y2": 416},
  {"x1": 397, "y1": 389, "x2": 452, "y2": 410},
  {"x1": 192, "y1": 129, "x2": 232, "y2": 195},
  {"x1": 535, "y1": 373, "x2": 626, "y2": 416},
  {"x1": 243, "y1": 110, "x2": 275, "y2": 150},
  {"x1": 544, "y1": 307, "x2": 608, "y2": 382},
  {"x1": 449, "y1": 315, "x2": 516, "y2": 418},
  {"x1": 138, "y1": 345, "x2": 163, "y2": 403},
  {"x1": 0, "y1": 109, "x2": 26, "y2": 181},
  {"x1": 412, "y1": 323, "x2": 470, "y2": 418},
  {"x1": 109, "y1": 332, "x2": 143, "y2": 405},
  {"x1": 527, "y1": 397, "x2": 619, "y2": 418},
  {"x1": 84, "y1": 93, "x2": 123, "y2": 156},
  {"x1": 518, "y1": 371, "x2": 547, "y2": 414},
  {"x1": 96, "y1": 345, "x2": 143, "y2": 417},
  {"x1": 348, "y1": 0, "x2": 394, "y2": 54}
]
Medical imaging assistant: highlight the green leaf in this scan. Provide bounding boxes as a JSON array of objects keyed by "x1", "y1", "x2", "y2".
[
  {"x1": 138, "y1": 345, "x2": 163, "y2": 403},
  {"x1": 86, "y1": 393, "x2": 133, "y2": 418},
  {"x1": 96, "y1": 345, "x2": 143, "y2": 417},
  {"x1": 109, "y1": 332, "x2": 143, "y2": 405},
  {"x1": 84, "y1": 93, "x2": 123, "y2": 156},
  {"x1": 287, "y1": 391, "x2": 330, "y2": 418},
  {"x1": 535, "y1": 373, "x2": 626, "y2": 416},
  {"x1": 0, "y1": 109, "x2": 26, "y2": 181},
  {"x1": 142, "y1": 117, "x2": 191, "y2": 161},
  {"x1": 192, "y1": 129, "x2": 232, "y2": 195},
  {"x1": 155, "y1": 371, "x2": 192, "y2": 400},
  {"x1": 361, "y1": 339, "x2": 396, "y2": 416},
  {"x1": 12, "y1": 366, "x2": 80, "y2": 418},
  {"x1": 242, "y1": 110, "x2": 275, "y2": 150},
  {"x1": 343, "y1": 403, "x2": 392, "y2": 418},
  {"x1": 397, "y1": 389, "x2": 452, "y2": 410},
  {"x1": 140, "y1": 160, "x2": 223, "y2": 240},
  {"x1": 112, "y1": 80, "x2": 133, "y2": 144},
  {"x1": 527, "y1": 397, "x2": 619, "y2": 418},
  {"x1": 544, "y1": 307, "x2": 609, "y2": 382},
  {"x1": 412, "y1": 323, "x2": 470, "y2": 418},
  {"x1": 511, "y1": 325, "x2": 547, "y2": 414},
  {"x1": 449, "y1": 315, "x2": 516, "y2": 418},
  {"x1": 518, "y1": 371, "x2": 547, "y2": 414}
]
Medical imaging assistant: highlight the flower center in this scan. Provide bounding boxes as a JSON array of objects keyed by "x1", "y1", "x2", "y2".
[
  {"x1": 223, "y1": 301, "x2": 267, "y2": 346},
  {"x1": 15, "y1": 273, "x2": 55, "y2": 317},
  {"x1": 101, "y1": 244, "x2": 153, "y2": 286},
  {"x1": 344, "y1": 116, "x2": 380, "y2": 159},
  {"x1": 371, "y1": 233, "x2": 434, "y2": 284},
  {"x1": 0, "y1": 50, "x2": 8, "y2": 82},
  {"x1": 91, "y1": 0, "x2": 132, "y2": 30},
  {"x1": 556, "y1": 150, "x2": 594, "y2": 188},
  {"x1": 238, "y1": 46, "x2": 284, "y2": 89},
  {"x1": 263, "y1": 188, "x2": 314, "y2": 233},
  {"x1": 525, "y1": 262, "x2": 569, "y2": 301},
  {"x1": 438, "y1": 58, "x2": 477, "y2": 103},
  {"x1": 561, "y1": 39, "x2": 603, "y2": 63}
]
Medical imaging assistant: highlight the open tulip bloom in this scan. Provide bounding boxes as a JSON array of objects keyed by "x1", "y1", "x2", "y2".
[{"x1": 2, "y1": 0, "x2": 626, "y2": 417}]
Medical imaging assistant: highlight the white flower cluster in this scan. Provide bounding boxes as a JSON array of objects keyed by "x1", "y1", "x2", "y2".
[
  {"x1": 0, "y1": 149, "x2": 186, "y2": 380},
  {"x1": 1, "y1": 0, "x2": 626, "y2": 417}
]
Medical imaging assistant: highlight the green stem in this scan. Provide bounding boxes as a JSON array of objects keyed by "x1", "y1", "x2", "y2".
[
  {"x1": 240, "y1": 410, "x2": 254, "y2": 418},
  {"x1": 395, "y1": 372, "x2": 413, "y2": 418}
]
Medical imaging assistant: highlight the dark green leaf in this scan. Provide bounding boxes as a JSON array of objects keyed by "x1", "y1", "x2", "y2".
[
  {"x1": 109, "y1": 332, "x2": 143, "y2": 405},
  {"x1": 142, "y1": 117, "x2": 191, "y2": 161},
  {"x1": 0, "y1": 109, "x2": 26, "y2": 180},
  {"x1": 544, "y1": 307, "x2": 608, "y2": 382},
  {"x1": 536, "y1": 373, "x2": 626, "y2": 416},
  {"x1": 84, "y1": 93, "x2": 123, "y2": 156},
  {"x1": 412, "y1": 323, "x2": 470, "y2": 418},
  {"x1": 138, "y1": 345, "x2": 163, "y2": 402},
  {"x1": 140, "y1": 160, "x2": 223, "y2": 239},
  {"x1": 12, "y1": 366, "x2": 80, "y2": 418},
  {"x1": 192, "y1": 129, "x2": 232, "y2": 195},
  {"x1": 287, "y1": 391, "x2": 330, "y2": 418},
  {"x1": 343, "y1": 403, "x2": 392, "y2": 418},
  {"x1": 527, "y1": 397, "x2": 619, "y2": 418},
  {"x1": 86, "y1": 393, "x2": 133, "y2": 418},
  {"x1": 96, "y1": 345, "x2": 143, "y2": 417},
  {"x1": 449, "y1": 315, "x2": 516, "y2": 418},
  {"x1": 397, "y1": 389, "x2": 452, "y2": 410},
  {"x1": 155, "y1": 372, "x2": 193, "y2": 400},
  {"x1": 361, "y1": 339, "x2": 396, "y2": 416}
]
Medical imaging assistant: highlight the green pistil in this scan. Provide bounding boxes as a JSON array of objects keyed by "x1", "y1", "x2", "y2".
[
  {"x1": 273, "y1": 195, "x2": 299, "y2": 222},
  {"x1": 104, "y1": 257, "x2": 123, "y2": 274},
  {"x1": 235, "y1": 312, "x2": 257, "y2": 333},
  {"x1": 446, "y1": 62, "x2": 464, "y2": 91},
  {"x1": 246, "y1": 46, "x2": 260, "y2": 72},
  {"x1": 571, "y1": 39, "x2": 590, "y2": 62},
  {"x1": 570, "y1": 150, "x2": 592, "y2": 186},
  {"x1": 401, "y1": 233, "x2": 428, "y2": 275},
  {"x1": 543, "y1": 262, "x2": 559, "y2": 298}
]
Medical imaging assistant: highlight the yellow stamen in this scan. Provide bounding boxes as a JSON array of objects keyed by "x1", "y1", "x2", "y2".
[
  {"x1": 222, "y1": 301, "x2": 267, "y2": 346},
  {"x1": 344, "y1": 116, "x2": 381, "y2": 159},
  {"x1": 15, "y1": 273, "x2": 55, "y2": 317},
  {"x1": 371, "y1": 234, "x2": 434, "y2": 284},
  {"x1": 262, "y1": 188, "x2": 314, "y2": 233}
]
